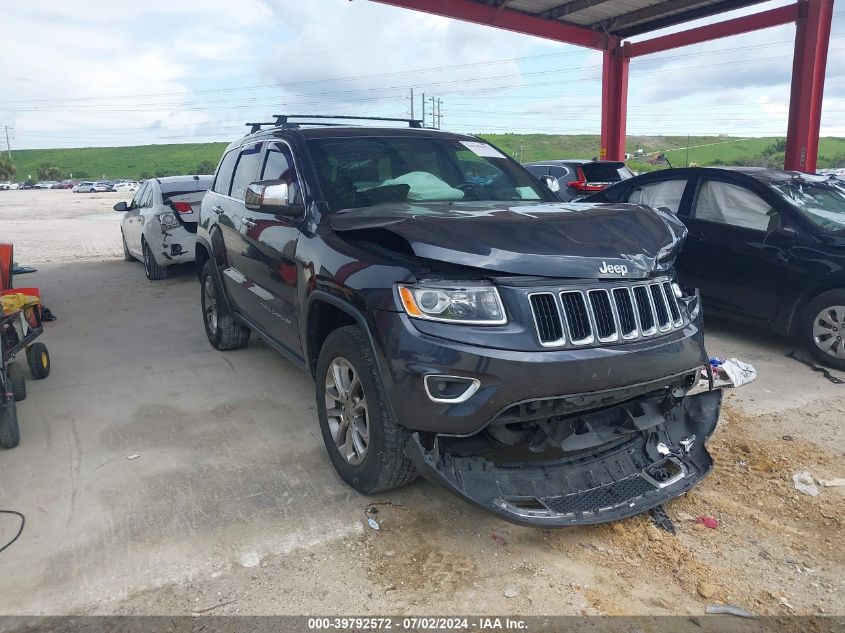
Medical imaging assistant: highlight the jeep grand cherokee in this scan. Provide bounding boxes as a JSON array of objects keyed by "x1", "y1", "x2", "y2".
[{"x1": 195, "y1": 115, "x2": 721, "y2": 527}]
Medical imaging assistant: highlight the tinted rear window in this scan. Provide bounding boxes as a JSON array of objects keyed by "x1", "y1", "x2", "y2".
[
  {"x1": 581, "y1": 162, "x2": 631, "y2": 182},
  {"x1": 160, "y1": 177, "x2": 212, "y2": 197}
]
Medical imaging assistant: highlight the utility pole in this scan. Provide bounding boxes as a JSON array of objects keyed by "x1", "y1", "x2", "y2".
[
  {"x1": 430, "y1": 96, "x2": 436, "y2": 128},
  {"x1": 436, "y1": 98, "x2": 443, "y2": 129},
  {"x1": 408, "y1": 87, "x2": 414, "y2": 119},
  {"x1": 3, "y1": 126, "x2": 12, "y2": 160},
  {"x1": 685, "y1": 134, "x2": 690, "y2": 167},
  {"x1": 421, "y1": 92, "x2": 426, "y2": 128}
]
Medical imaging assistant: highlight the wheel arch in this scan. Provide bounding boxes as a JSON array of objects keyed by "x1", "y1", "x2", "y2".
[
  {"x1": 305, "y1": 293, "x2": 366, "y2": 377},
  {"x1": 785, "y1": 283, "x2": 845, "y2": 335}
]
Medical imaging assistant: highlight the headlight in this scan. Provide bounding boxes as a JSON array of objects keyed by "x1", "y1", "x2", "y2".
[
  {"x1": 158, "y1": 211, "x2": 178, "y2": 230},
  {"x1": 398, "y1": 284, "x2": 507, "y2": 325}
]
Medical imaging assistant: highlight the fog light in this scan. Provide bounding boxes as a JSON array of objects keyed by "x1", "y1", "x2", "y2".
[{"x1": 423, "y1": 375, "x2": 481, "y2": 404}]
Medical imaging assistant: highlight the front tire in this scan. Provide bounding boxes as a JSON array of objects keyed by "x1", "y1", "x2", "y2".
[
  {"x1": 200, "y1": 260, "x2": 250, "y2": 350},
  {"x1": 7, "y1": 362, "x2": 26, "y2": 401},
  {"x1": 143, "y1": 241, "x2": 167, "y2": 280},
  {"x1": 0, "y1": 389, "x2": 20, "y2": 449},
  {"x1": 315, "y1": 325, "x2": 416, "y2": 494},
  {"x1": 804, "y1": 290, "x2": 845, "y2": 370}
]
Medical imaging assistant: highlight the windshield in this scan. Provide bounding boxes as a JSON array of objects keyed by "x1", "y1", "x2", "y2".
[
  {"x1": 307, "y1": 136, "x2": 547, "y2": 211},
  {"x1": 772, "y1": 179, "x2": 845, "y2": 231}
]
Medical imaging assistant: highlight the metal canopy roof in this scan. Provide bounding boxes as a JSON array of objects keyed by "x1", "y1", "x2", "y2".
[{"x1": 474, "y1": 0, "x2": 770, "y2": 37}]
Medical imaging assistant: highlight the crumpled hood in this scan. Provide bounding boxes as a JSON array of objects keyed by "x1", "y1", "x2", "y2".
[{"x1": 330, "y1": 201, "x2": 687, "y2": 278}]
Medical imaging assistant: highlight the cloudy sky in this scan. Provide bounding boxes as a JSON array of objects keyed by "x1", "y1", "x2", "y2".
[{"x1": 1, "y1": 0, "x2": 843, "y2": 149}]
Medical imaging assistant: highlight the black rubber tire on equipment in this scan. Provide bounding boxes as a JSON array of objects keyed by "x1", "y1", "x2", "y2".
[
  {"x1": 7, "y1": 362, "x2": 26, "y2": 401},
  {"x1": 26, "y1": 342, "x2": 50, "y2": 380},
  {"x1": 200, "y1": 260, "x2": 250, "y2": 350},
  {"x1": 143, "y1": 241, "x2": 167, "y2": 280},
  {"x1": 315, "y1": 325, "x2": 417, "y2": 494},
  {"x1": 803, "y1": 289, "x2": 845, "y2": 371},
  {"x1": 122, "y1": 231, "x2": 134, "y2": 262},
  {"x1": 0, "y1": 387, "x2": 20, "y2": 449}
]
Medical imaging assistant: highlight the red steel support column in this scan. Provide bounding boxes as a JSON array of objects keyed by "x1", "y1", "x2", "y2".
[
  {"x1": 600, "y1": 38, "x2": 629, "y2": 161},
  {"x1": 784, "y1": 0, "x2": 834, "y2": 172}
]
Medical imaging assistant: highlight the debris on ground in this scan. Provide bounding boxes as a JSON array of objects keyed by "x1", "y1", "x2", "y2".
[
  {"x1": 818, "y1": 477, "x2": 845, "y2": 487},
  {"x1": 366, "y1": 516, "x2": 380, "y2": 531},
  {"x1": 786, "y1": 350, "x2": 845, "y2": 384},
  {"x1": 649, "y1": 504, "x2": 677, "y2": 534},
  {"x1": 490, "y1": 533, "x2": 507, "y2": 547},
  {"x1": 710, "y1": 357, "x2": 757, "y2": 388},
  {"x1": 503, "y1": 587, "x2": 518, "y2": 598},
  {"x1": 125, "y1": 453, "x2": 139, "y2": 460},
  {"x1": 705, "y1": 604, "x2": 758, "y2": 619},
  {"x1": 697, "y1": 581, "x2": 717, "y2": 599},
  {"x1": 792, "y1": 471, "x2": 819, "y2": 496},
  {"x1": 696, "y1": 516, "x2": 719, "y2": 529}
]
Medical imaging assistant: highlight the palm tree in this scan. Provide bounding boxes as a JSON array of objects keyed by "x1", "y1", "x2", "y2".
[{"x1": 0, "y1": 155, "x2": 16, "y2": 181}]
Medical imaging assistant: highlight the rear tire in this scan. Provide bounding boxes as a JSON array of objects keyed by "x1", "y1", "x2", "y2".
[
  {"x1": 27, "y1": 343, "x2": 50, "y2": 379},
  {"x1": 7, "y1": 362, "x2": 26, "y2": 401},
  {"x1": 315, "y1": 325, "x2": 416, "y2": 493},
  {"x1": 200, "y1": 260, "x2": 250, "y2": 350},
  {"x1": 803, "y1": 289, "x2": 845, "y2": 371},
  {"x1": 0, "y1": 389, "x2": 20, "y2": 449},
  {"x1": 143, "y1": 241, "x2": 167, "y2": 280}
]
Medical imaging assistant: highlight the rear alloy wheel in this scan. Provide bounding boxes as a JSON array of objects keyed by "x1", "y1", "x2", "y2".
[
  {"x1": 200, "y1": 260, "x2": 250, "y2": 350},
  {"x1": 804, "y1": 290, "x2": 845, "y2": 371},
  {"x1": 142, "y1": 241, "x2": 167, "y2": 280}
]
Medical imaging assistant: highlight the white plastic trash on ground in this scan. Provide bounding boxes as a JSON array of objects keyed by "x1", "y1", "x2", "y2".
[{"x1": 711, "y1": 357, "x2": 757, "y2": 388}]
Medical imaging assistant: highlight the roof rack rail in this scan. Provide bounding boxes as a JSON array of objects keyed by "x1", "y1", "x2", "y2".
[
  {"x1": 273, "y1": 114, "x2": 423, "y2": 128},
  {"x1": 245, "y1": 122, "x2": 278, "y2": 134}
]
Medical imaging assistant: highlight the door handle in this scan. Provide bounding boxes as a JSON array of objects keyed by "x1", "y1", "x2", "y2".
[
  {"x1": 241, "y1": 217, "x2": 257, "y2": 228},
  {"x1": 211, "y1": 205, "x2": 223, "y2": 214}
]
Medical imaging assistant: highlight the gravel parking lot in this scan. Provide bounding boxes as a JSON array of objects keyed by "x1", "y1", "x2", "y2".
[{"x1": 0, "y1": 190, "x2": 843, "y2": 616}]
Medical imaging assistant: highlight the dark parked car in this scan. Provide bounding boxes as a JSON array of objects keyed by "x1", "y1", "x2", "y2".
[
  {"x1": 195, "y1": 115, "x2": 720, "y2": 527},
  {"x1": 525, "y1": 159, "x2": 633, "y2": 202},
  {"x1": 586, "y1": 167, "x2": 845, "y2": 369}
]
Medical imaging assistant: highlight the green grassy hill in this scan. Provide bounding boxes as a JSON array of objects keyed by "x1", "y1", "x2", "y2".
[
  {"x1": 10, "y1": 143, "x2": 228, "y2": 181},
  {"x1": 8, "y1": 135, "x2": 845, "y2": 181}
]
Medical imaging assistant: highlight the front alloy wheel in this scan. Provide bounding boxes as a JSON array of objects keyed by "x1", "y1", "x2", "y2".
[
  {"x1": 803, "y1": 290, "x2": 845, "y2": 371},
  {"x1": 812, "y1": 304, "x2": 845, "y2": 361},
  {"x1": 324, "y1": 357, "x2": 369, "y2": 466}
]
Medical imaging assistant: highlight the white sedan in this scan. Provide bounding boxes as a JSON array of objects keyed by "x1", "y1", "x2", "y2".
[
  {"x1": 73, "y1": 181, "x2": 114, "y2": 193},
  {"x1": 113, "y1": 181, "x2": 140, "y2": 192},
  {"x1": 113, "y1": 175, "x2": 212, "y2": 280}
]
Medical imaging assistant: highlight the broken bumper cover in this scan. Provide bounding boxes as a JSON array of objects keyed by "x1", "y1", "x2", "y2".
[
  {"x1": 405, "y1": 390, "x2": 722, "y2": 527},
  {"x1": 148, "y1": 225, "x2": 196, "y2": 266}
]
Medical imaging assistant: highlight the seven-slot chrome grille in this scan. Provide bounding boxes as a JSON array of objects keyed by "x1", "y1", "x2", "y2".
[{"x1": 528, "y1": 278, "x2": 684, "y2": 348}]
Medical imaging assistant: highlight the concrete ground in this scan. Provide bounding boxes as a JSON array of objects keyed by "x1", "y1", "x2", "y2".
[{"x1": 0, "y1": 191, "x2": 842, "y2": 616}]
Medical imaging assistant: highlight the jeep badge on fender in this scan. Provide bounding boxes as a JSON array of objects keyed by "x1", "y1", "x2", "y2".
[{"x1": 598, "y1": 261, "x2": 628, "y2": 275}]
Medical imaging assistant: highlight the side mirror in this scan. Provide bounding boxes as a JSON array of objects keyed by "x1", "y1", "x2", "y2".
[
  {"x1": 539, "y1": 175, "x2": 561, "y2": 193},
  {"x1": 113, "y1": 201, "x2": 128, "y2": 212},
  {"x1": 244, "y1": 180, "x2": 304, "y2": 216}
]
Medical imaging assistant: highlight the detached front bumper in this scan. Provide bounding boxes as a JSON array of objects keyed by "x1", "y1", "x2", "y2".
[{"x1": 405, "y1": 390, "x2": 721, "y2": 527}]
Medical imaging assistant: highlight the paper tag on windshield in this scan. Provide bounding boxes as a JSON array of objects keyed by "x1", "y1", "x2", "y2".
[{"x1": 460, "y1": 141, "x2": 506, "y2": 159}]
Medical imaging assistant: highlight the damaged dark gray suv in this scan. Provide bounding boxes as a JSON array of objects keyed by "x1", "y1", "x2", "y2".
[{"x1": 196, "y1": 115, "x2": 721, "y2": 527}]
